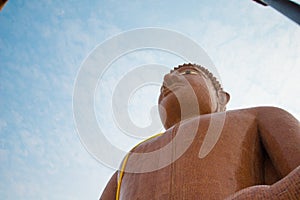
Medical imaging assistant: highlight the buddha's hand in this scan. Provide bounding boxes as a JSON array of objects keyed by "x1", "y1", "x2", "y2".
[{"x1": 225, "y1": 165, "x2": 300, "y2": 200}]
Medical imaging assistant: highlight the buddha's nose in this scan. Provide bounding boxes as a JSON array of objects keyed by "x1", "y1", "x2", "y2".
[{"x1": 163, "y1": 73, "x2": 181, "y2": 87}]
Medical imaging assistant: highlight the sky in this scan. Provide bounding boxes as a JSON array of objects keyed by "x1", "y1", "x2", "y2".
[{"x1": 0, "y1": 0, "x2": 300, "y2": 199}]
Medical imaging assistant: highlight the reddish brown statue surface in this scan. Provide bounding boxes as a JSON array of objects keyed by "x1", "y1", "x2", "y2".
[{"x1": 100, "y1": 63, "x2": 300, "y2": 199}]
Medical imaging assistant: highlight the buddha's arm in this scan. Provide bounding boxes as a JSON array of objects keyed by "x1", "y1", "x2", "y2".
[
  {"x1": 99, "y1": 171, "x2": 118, "y2": 200},
  {"x1": 226, "y1": 165, "x2": 300, "y2": 199},
  {"x1": 226, "y1": 107, "x2": 300, "y2": 199},
  {"x1": 257, "y1": 106, "x2": 300, "y2": 177}
]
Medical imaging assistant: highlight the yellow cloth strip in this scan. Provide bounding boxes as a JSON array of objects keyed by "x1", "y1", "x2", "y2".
[
  {"x1": 116, "y1": 133, "x2": 164, "y2": 200},
  {"x1": 116, "y1": 153, "x2": 130, "y2": 200}
]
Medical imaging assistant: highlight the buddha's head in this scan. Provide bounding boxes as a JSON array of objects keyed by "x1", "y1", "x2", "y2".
[{"x1": 158, "y1": 63, "x2": 230, "y2": 129}]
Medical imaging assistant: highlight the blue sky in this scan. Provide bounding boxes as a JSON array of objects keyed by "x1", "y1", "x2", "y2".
[{"x1": 1, "y1": 0, "x2": 299, "y2": 199}]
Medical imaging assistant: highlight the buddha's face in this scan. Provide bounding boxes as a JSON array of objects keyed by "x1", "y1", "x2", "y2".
[{"x1": 158, "y1": 66, "x2": 221, "y2": 129}]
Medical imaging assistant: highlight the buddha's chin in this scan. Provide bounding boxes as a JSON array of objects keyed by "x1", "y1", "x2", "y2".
[{"x1": 160, "y1": 110, "x2": 201, "y2": 129}]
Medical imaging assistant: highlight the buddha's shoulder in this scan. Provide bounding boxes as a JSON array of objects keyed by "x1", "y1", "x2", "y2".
[
  {"x1": 219, "y1": 106, "x2": 296, "y2": 125},
  {"x1": 130, "y1": 107, "x2": 294, "y2": 153},
  {"x1": 130, "y1": 130, "x2": 173, "y2": 153},
  {"x1": 227, "y1": 106, "x2": 293, "y2": 117},
  {"x1": 178, "y1": 106, "x2": 294, "y2": 128}
]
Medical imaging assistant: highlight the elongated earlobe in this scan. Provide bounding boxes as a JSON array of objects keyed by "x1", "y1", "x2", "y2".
[{"x1": 218, "y1": 91, "x2": 230, "y2": 106}]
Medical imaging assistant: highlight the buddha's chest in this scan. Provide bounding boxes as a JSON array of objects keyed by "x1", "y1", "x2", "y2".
[{"x1": 120, "y1": 112, "x2": 264, "y2": 199}]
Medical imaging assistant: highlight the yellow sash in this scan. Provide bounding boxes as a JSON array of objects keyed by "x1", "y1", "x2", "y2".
[{"x1": 116, "y1": 133, "x2": 164, "y2": 200}]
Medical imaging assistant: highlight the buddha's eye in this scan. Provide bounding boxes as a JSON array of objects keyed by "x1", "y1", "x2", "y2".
[{"x1": 179, "y1": 70, "x2": 198, "y2": 75}]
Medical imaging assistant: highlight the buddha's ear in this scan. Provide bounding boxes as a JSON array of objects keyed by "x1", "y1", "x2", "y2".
[{"x1": 218, "y1": 91, "x2": 230, "y2": 106}]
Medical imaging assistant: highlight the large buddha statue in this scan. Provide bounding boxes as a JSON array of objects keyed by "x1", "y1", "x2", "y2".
[{"x1": 100, "y1": 63, "x2": 300, "y2": 199}]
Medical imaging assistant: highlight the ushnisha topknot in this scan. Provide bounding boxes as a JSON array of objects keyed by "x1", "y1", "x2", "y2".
[{"x1": 171, "y1": 63, "x2": 223, "y2": 92}]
